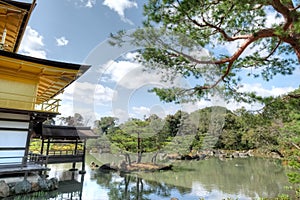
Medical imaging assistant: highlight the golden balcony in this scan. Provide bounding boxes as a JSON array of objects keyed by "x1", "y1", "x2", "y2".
[{"x1": 0, "y1": 91, "x2": 61, "y2": 113}]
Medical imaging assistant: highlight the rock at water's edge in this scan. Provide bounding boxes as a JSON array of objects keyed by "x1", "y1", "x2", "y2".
[
  {"x1": 0, "y1": 180, "x2": 9, "y2": 197},
  {"x1": 14, "y1": 179, "x2": 32, "y2": 194}
]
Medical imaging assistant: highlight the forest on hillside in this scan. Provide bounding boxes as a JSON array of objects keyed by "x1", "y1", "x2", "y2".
[{"x1": 86, "y1": 88, "x2": 299, "y2": 154}]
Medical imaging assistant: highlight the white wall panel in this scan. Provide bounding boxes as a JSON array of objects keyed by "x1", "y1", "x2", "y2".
[
  {"x1": 0, "y1": 150, "x2": 24, "y2": 165},
  {"x1": 0, "y1": 113, "x2": 30, "y2": 120},
  {"x1": 0, "y1": 130, "x2": 28, "y2": 147},
  {"x1": 0, "y1": 121, "x2": 29, "y2": 129}
]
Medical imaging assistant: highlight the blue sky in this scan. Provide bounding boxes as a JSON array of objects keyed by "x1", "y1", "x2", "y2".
[
  {"x1": 17, "y1": 0, "x2": 299, "y2": 124},
  {"x1": 19, "y1": 0, "x2": 145, "y2": 62}
]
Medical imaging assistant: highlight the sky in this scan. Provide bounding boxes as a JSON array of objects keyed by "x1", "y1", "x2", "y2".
[{"x1": 16, "y1": 0, "x2": 299, "y2": 124}]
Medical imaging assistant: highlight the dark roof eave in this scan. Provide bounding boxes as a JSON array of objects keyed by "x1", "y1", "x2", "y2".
[
  {"x1": 0, "y1": 50, "x2": 90, "y2": 71},
  {"x1": 43, "y1": 125, "x2": 92, "y2": 130},
  {"x1": 13, "y1": 0, "x2": 36, "y2": 52},
  {"x1": 1, "y1": 0, "x2": 32, "y2": 10},
  {"x1": 42, "y1": 125, "x2": 99, "y2": 139},
  {"x1": 1, "y1": 0, "x2": 35, "y2": 53}
]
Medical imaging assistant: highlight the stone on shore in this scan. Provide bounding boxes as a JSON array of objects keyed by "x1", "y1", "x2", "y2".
[
  {"x1": 0, "y1": 180, "x2": 9, "y2": 197},
  {"x1": 14, "y1": 179, "x2": 31, "y2": 194},
  {"x1": 31, "y1": 182, "x2": 40, "y2": 192},
  {"x1": 37, "y1": 177, "x2": 59, "y2": 191},
  {"x1": 49, "y1": 178, "x2": 59, "y2": 190}
]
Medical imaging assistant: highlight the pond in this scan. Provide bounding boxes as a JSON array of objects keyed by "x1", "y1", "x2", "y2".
[{"x1": 12, "y1": 155, "x2": 291, "y2": 200}]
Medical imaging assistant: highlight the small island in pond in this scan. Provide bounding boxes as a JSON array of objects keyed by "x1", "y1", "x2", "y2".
[{"x1": 97, "y1": 161, "x2": 173, "y2": 172}]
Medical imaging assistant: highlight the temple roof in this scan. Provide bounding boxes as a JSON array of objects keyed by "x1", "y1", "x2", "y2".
[
  {"x1": 42, "y1": 125, "x2": 99, "y2": 140},
  {"x1": 0, "y1": 50, "x2": 90, "y2": 103},
  {"x1": 0, "y1": 0, "x2": 35, "y2": 53}
]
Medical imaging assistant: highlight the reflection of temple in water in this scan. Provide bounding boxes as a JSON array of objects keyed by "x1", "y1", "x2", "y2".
[
  {"x1": 45, "y1": 166, "x2": 85, "y2": 200},
  {"x1": 53, "y1": 175, "x2": 85, "y2": 200}
]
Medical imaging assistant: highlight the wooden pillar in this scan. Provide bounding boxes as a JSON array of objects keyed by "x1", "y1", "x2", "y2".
[
  {"x1": 79, "y1": 173, "x2": 85, "y2": 198},
  {"x1": 23, "y1": 120, "x2": 33, "y2": 167},
  {"x1": 45, "y1": 138, "x2": 50, "y2": 168},
  {"x1": 70, "y1": 139, "x2": 78, "y2": 171},
  {"x1": 41, "y1": 138, "x2": 44, "y2": 155},
  {"x1": 46, "y1": 139, "x2": 50, "y2": 155},
  {"x1": 74, "y1": 139, "x2": 78, "y2": 155},
  {"x1": 38, "y1": 138, "x2": 45, "y2": 176},
  {"x1": 79, "y1": 139, "x2": 86, "y2": 174}
]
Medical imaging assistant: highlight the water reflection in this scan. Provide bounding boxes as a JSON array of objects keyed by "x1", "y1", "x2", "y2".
[
  {"x1": 12, "y1": 157, "x2": 290, "y2": 200},
  {"x1": 90, "y1": 157, "x2": 290, "y2": 200}
]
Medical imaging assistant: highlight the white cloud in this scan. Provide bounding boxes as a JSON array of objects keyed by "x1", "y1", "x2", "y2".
[
  {"x1": 102, "y1": 0, "x2": 137, "y2": 24},
  {"x1": 265, "y1": 8, "x2": 284, "y2": 28},
  {"x1": 85, "y1": 0, "x2": 96, "y2": 8},
  {"x1": 18, "y1": 26, "x2": 47, "y2": 59},
  {"x1": 132, "y1": 106, "x2": 150, "y2": 117},
  {"x1": 56, "y1": 101, "x2": 74, "y2": 118},
  {"x1": 103, "y1": 59, "x2": 140, "y2": 83},
  {"x1": 57, "y1": 81, "x2": 116, "y2": 123},
  {"x1": 101, "y1": 59, "x2": 159, "y2": 89},
  {"x1": 224, "y1": 84, "x2": 296, "y2": 111},
  {"x1": 178, "y1": 84, "x2": 296, "y2": 113},
  {"x1": 113, "y1": 108, "x2": 128, "y2": 122},
  {"x1": 238, "y1": 83, "x2": 295, "y2": 97},
  {"x1": 226, "y1": 100, "x2": 264, "y2": 112},
  {"x1": 55, "y1": 36, "x2": 69, "y2": 46},
  {"x1": 123, "y1": 51, "x2": 139, "y2": 61},
  {"x1": 181, "y1": 100, "x2": 213, "y2": 113},
  {"x1": 101, "y1": 53, "x2": 183, "y2": 90},
  {"x1": 71, "y1": 0, "x2": 96, "y2": 8},
  {"x1": 62, "y1": 82, "x2": 115, "y2": 105}
]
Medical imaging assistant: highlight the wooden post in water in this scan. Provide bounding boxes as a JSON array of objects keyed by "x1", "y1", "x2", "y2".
[
  {"x1": 79, "y1": 139, "x2": 86, "y2": 174},
  {"x1": 70, "y1": 139, "x2": 78, "y2": 171},
  {"x1": 45, "y1": 138, "x2": 50, "y2": 168},
  {"x1": 41, "y1": 139, "x2": 44, "y2": 155}
]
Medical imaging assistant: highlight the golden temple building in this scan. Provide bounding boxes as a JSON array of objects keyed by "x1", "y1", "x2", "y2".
[{"x1": 0, "y1": 0, "x2": 93, "y2": 175}]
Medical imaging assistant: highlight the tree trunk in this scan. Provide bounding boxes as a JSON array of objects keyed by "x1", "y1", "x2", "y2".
[
  {"x1": 124, "y1": 176, "x2": 130, "y2": 199},
  {"x1": 137, "y1": 133, "x2": 142, "y2": 163},
  {"x1": 151, "y1": 151, "x2": 159, "y2": 164},
  {"x1": 124, "y1": 153, "x2": 131, "y2": 165},
  {"x1": 137, "y1": 151, "x2": 142, "y2": 163}
]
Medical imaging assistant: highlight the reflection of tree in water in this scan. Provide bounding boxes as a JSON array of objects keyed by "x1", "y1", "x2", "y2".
[
  {"x1": 146, "y1": 179, "x2": 190, "y2": 197},
  {"x1": 92, "y1": 171, "x2": 113, "y2": 188},
  {"x1": 94, "y1": 172, "x2": 185, "y2": 200},
  {"x1": 137, "y1": 158, "x2": 290, "y2": 198},
  {"x1": 108, "y1": 174, "x2": 149, "y2": 200},
  {"x1": 92, "y1": 158, "x2": 289, "y2": 199}
]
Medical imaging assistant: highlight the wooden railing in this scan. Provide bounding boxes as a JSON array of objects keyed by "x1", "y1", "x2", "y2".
[
  {"x1": 28, "y1": 153, "x2": 48, "y2": 165},
  {"x1": 0, "y1": 91, "x2": 60, "y2": 113},
  {"x1": 37, "y1": 98, "x2": 61, "y2": 113},
  {"x1": 0, "y1": 154, "x2": 44, "y2": 167},
  {"x1": 28, "y1": 150, "x2": 85, "y2": 166},
  {"x1": 47, "y1": 150, "x2": 84, "y2": 156}
]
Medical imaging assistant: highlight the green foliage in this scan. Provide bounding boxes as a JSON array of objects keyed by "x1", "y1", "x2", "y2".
[
  {"x1": 93, "y1": 116, "x2": 118, "y2": 135},
  {"x1": 102, "y1": 89, "x2": 299, "y2": 157},
  {"x1": 58, "y1": 113, "x2": 85, "y2": 126},
  {"x1": 111, "y1": 0, "x2": 300, "y2": 104},
  {"x1": 29, "y1": 139, "x2": 83, "y2": 153}
]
